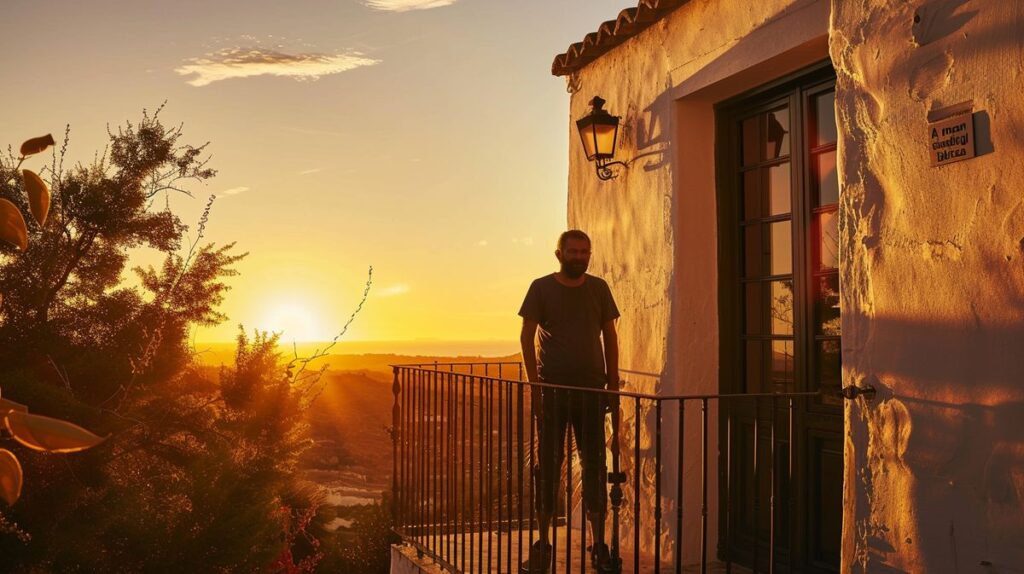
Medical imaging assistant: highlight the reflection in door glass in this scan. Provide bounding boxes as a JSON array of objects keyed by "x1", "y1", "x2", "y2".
[
  {"x1": 770, "y1": 221, "x2": 792, "y2": 275},
  {"x1": 765, "y1": 108, "x2": 790, "y2": 159},
  {"x1": 768, "y1": 163, "x2": 791, "y2": 215}
]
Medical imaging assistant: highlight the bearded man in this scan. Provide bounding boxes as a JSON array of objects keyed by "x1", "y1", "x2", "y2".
[{"x1": 518, "y1": 229, "x2": 620, "y2": 574}]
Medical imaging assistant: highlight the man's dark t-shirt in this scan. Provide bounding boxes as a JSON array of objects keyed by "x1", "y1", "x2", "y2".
[{"x1": 518, "y1": 273, "x2": 620, "y2": 386}]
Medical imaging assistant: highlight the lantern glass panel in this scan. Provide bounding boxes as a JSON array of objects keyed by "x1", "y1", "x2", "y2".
[
  {"x1": 579, "y1": 125, "x2": 598, "y2": 160},
  {"x1": 592, "y1": 122, "x2": 618, "y2": 158}
]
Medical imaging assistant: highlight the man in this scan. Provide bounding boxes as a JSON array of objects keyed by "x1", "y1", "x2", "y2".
[{"x1": 518, "y1": 229, "x2": 620, "y2": 574}]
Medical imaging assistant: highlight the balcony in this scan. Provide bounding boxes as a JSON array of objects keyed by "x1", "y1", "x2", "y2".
[{"x1": 388, "y1": 362, "x2": 821, "y2": 574}]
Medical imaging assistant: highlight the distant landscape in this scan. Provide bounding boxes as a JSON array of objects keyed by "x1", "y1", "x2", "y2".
[{"x1": 197, "y1": 345, "x2": 522, "y2": 538}]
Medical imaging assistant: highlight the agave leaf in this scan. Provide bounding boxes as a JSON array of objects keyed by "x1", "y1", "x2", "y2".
[
  {"x1": 0, "y1": 449, "x2": 22, "y2": 505},
  {"x1": 4, "y1": 411, "x2": 105, "y2": 453},
  {"x1": 21, "y1": 170, "x2": 50, "y2": 226},
  {"x1": 0, "y1": 398, "x2": 27, "y2": 414},
  {"x1": 0, "y1": 199, "x2": 28, "y2": 251},
  {"x1": 19, "y1": 134, "x2": 55, "y2": 157}
]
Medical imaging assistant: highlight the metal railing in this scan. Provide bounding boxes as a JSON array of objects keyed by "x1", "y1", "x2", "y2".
[{"x1": 390, "y1": 361, "x2": 820, "y2": 574}]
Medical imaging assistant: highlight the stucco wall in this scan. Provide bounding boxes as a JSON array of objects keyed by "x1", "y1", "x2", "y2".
[
  {"x1": 831, "y1": 1, "x2": 1024, "y2": 571},
  {"x1": 565, "y1": 0, "x2": 831, "y2": 563}
]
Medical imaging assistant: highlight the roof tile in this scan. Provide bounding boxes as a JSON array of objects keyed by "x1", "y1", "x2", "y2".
[{"x1": 552, "y1": 0, "x2": 688, "y2": 76}]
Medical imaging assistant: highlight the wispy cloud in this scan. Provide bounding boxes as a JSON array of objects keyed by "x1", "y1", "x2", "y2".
[
  {"x1": 217, "y1": 186, "x2": 249, "y2": 198},
  {"x1": 363, "y1": 0, "x2": 457, "y2": 12},
  {"x1": 376, "y1": 284, "x2": 411, "y2": 297},
  {"x1": 298, "y1": 167, "x2": 324, "y2": 175},
  {"x1": 477, "y1": 240, "x2": 489, "y2": 247},
  {"x1": 176, "y1": 47, "x2": 380, "y2": 87},
  {"x1": 511, "y1": 237, "x2": 534, "y2": 246}
]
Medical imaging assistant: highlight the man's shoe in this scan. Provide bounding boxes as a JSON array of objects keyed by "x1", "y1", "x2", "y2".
[
  {"x1": 519, "y1": 540, "x2": 552, "y2": 574},
  {"x1": 591, "y1": 542, "x2": 620, "y2": 574}
]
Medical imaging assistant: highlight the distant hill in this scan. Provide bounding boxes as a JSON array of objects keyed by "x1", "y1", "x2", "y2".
[{"x1": 192, "y1": 340, "x2": 521, "y2": 373}]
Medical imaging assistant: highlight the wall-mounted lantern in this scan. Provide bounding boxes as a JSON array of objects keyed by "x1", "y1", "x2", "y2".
[{"x1": 576, "y1": 96, "x2": 627, "y2": 181}]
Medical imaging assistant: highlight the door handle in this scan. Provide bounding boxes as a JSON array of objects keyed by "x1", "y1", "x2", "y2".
[{"x1": 839, "y1": 385, "x2": 876, "y2": 401}]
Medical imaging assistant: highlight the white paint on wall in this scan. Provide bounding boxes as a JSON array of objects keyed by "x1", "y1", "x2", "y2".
[{"x1": 831, "y1": 0, "x2": 1024, "y2": 571}]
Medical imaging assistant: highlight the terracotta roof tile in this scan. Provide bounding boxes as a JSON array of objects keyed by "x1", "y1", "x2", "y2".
[{"x1": 552, "y1": 0, "x2": 688, "y2": 76}]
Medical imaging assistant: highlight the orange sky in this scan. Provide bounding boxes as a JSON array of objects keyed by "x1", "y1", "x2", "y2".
[{"x1": 1, "y1": 0, "x2": 628, "y2": 343}]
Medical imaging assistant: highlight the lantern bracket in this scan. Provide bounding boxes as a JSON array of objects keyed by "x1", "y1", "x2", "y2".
[{"x1": 595, "y1": 158, "x2": 628, "y2": 181}]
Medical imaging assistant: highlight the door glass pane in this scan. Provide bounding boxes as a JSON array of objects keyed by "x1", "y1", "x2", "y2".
[
  {"x1": 770, "y1": 221, "x2": 792, "y2": 275},
  {"x1": 744, "y1": 224, "x2": 763, "y2": 278},
  {"x1": 770, "y1": 280, "x2": 794, "y2": 335},
  {"x1": 815, "y1": 150, "x2": 839, "y2": 206},
  {"x1": 770, "y1": 339, "x2": 794, "y2": 391},
  {"x1": 743, "y1": 170, "x2": 762, "y2": 220},
  {"x1": 742, "y1": 116, "x2": 760, "y2": 166},
  {"x1": 746, "y1": 340, "x2": 765, "y2": 393},
  {"x1": 815, "y1": 339, "x2": 842, "y2": 395},
  {"x1": 815, "y1": 274, "x2": 841, "y2": 336},
  {"x1": 765, "y1": 108, "x2": 790, "y2": 160},
  {"x1": 745, "y1": 282, "x2": 764, "y2": 335},
  {"x1": 816, "y1": 211, "x2": 839, "y2": 270},
  {"x1": 768, "y1": 163, "x2": 791, "y2": 215},
  {"x1": 814, "y1": 91, "x2": 837, "y2": 146}
]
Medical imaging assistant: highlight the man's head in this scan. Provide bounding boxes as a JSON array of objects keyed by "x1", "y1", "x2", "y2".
[{"x1": 555, "y1": 230, "x2": 592, "y2": 279}]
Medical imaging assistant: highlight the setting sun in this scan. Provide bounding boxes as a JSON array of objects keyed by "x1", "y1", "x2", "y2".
[{"x1": 258, "y1": 302, "x2": 324, "y2": 342}]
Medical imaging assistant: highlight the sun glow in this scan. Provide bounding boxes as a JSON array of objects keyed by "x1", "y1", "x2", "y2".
[{"x1": 259, "y1": 302, "x2": 324, "y2": 342}]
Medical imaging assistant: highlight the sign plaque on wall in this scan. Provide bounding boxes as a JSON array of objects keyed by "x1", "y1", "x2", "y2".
[{"x1": 928, "y1": 103, "x2": 975, "y2": 167}]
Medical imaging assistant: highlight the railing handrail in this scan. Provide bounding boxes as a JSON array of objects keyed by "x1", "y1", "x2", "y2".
[{"x1": 390, "y1": 363, "x2": 823, "y2": 402}]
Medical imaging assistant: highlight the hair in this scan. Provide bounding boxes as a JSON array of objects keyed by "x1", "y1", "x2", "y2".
[{"x1": 557, "y1": 229, "x2": 591, "y2": 251}]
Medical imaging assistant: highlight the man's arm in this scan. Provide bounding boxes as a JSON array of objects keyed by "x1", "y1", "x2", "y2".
[
  {"x1": 602, "y1": 319, "x2": 619, "y2": 390},
  {"x1": 520, "y1": 318, "x2": 541, "y2": 412},
  {"x1": 520, "y1": 318, "x2": 540, "y2": 382},
  {"x1": 602, "y1": 319, "x2": 620, "y2": 413}
]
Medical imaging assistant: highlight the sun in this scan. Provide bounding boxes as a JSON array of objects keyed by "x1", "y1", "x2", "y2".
[{"x1": 259, "y1": 302, "x2": 323, "y2": 342}]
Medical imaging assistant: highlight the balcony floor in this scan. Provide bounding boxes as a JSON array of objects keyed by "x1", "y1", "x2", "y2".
[{"x1": 392, "y1": 526, "x2": 752, "y2": 574}]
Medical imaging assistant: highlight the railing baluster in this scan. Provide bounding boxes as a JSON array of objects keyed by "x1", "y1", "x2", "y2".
[
  {"x1": 479, "y1": 375, "x2": 486, "y2": 574},
  {"x1": 565, "y1": 426, "x2": 573, "y2": 574},
  {"x1": 518, "y1": 365, "x2": 525, "y2": 571},
  {"x1": 676, "y1": 401, "x2": 684, "y2": 574},
  {"x1": 444, "y1": 368, "x2": 452, "y2": 560},
  {"x1": 470, "y1": 374, "x2": 477, "y2": 573},
  {"x1": 753, "y1": 400, "x2": 760, "y2": 574},
  {"x1": 433, "y1": 367, "x2": 439, "y2": 555},
  {"x1": 787, "y1": 398, "x2": 795, "y2": 574},
  {"x1": 392, "y1": 367, "x2": 400, "y2": 536},
  {"x1": 634, "y1": 397, "x2": 641, "y2": 574},
  {"x1": 581, "y1": 467, "x2": 587, "y2": 574},
  {"x1": 497, "y1": 374, "x2": 504, "y2": 574},
  {"x1": 701, "y1": 397, "x2": 708, "y2": 574},
  {"x1": 462, "y1": 374, "x2": 468, "y2": 573},
  {"x1": 419, "y1": 369, "x2": 426, "y2": 549},
  {"x1": 770, "y1": 395, "x2": 777, "y2": 574},
  {"x1": 440, "y1": 369, "x2": 447, "y2": 564},
  {"x1": 528, "y1": 382, "x2": 537, "y2": 572},
  {"x1": 488, "y1": 376, "x2": 494, "y2": 573},
  {"x1": 655, "y1": 400, "x2": 663, "y2": 574},
  {"x1": 726, "y1": 409, "x2": 733, "y2": 574},
  {"x1": 507, "y1": 381, "x2": 514, "y2": 574}
]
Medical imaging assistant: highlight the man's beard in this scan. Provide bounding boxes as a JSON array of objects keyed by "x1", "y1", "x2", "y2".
[{"x1": 561, "y1": 261, "x2": 588, "y2": 279}]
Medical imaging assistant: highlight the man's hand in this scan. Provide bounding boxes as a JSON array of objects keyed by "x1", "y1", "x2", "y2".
[{"x1": 604, "y1": 375, "x2": 620, "y2": 414}]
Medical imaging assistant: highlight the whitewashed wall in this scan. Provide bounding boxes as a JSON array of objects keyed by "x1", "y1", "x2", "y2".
[{"x1": 831, "y1": 1, "x2": 1024, "y2": 571}]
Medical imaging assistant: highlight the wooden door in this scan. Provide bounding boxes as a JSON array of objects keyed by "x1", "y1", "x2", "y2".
[{"x1": 715, "y1": 62, "x2": 843, "y2": 572}]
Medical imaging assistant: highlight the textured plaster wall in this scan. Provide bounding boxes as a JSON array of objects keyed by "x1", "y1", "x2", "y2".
[
  {"x1": 831, "y1": 0, "x2": 1024, "y2": 571},
  {"x1": 566, "y1": 0, "x2": 829, "y2": 562}
]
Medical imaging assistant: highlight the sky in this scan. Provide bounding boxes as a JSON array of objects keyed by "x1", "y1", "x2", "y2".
[{"x1": 0, "y1": 0, "x2": 630, "y2": 345}]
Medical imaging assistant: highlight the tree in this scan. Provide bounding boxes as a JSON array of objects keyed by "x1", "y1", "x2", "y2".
[{"x1": 0, "y1": 106, "x2": 235, "y2": 394}]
